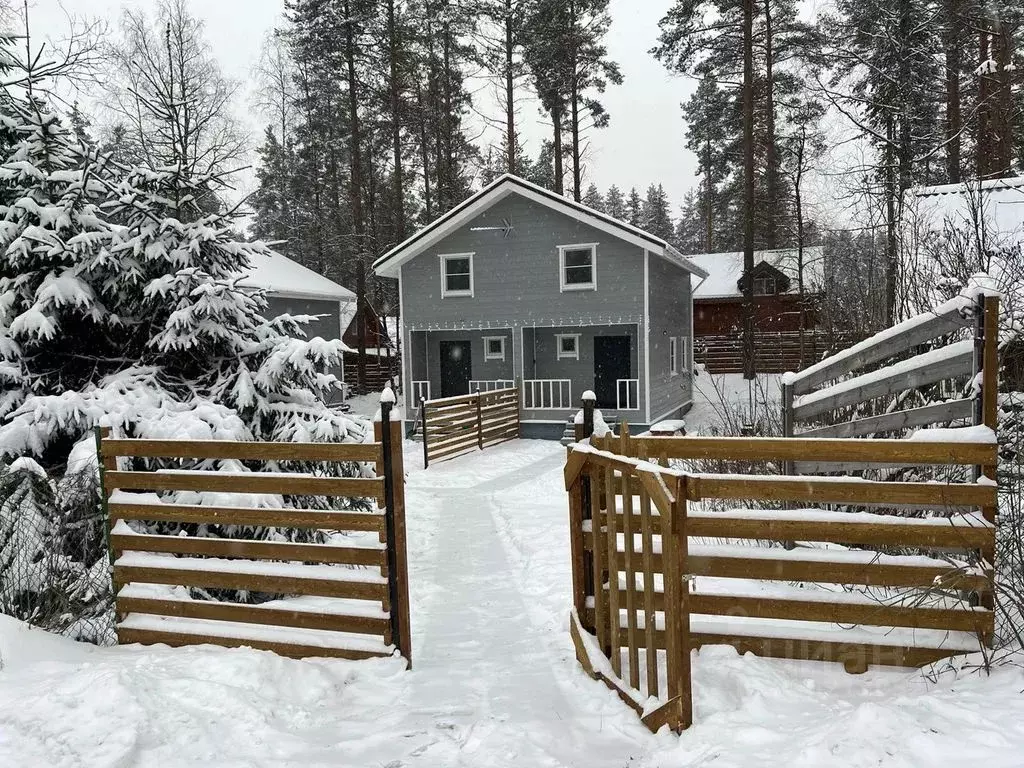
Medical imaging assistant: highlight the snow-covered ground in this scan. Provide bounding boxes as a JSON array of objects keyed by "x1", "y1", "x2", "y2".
[
  {"x1": 686, "y1": 370, "x2": 782, "y2": 434},
  {"x1": 2, "y1": 439, "x2": 1024, "y2": 767}
]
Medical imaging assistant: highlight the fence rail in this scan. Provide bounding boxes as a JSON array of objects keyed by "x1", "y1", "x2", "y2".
[
  {"x1": 523, "y1": 378, "x2": 572, "y2": 410},
  {"x1": 782, "y1": 295, "x2": 998, "y2": 453},
  {"x1": 421, "y1": 387, "x2": 520, "y2": 467},
  {"x1": 567, "y1": 401, "x2": 996, "y2": 734},
  {"x1": 97, "y1": 401, "x2": 411, "y2": 665},
  {"x1": 469, "y1": 379, "x2": 516, "y2": 392}
]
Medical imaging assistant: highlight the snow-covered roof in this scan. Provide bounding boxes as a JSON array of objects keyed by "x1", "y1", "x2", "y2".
[
  {"x1": 910, "y1": 176, "x2": 1024, "y2": 237},
  {"x1": 372, "y1": 173, "x2": 709, "y2": 280},
  {"x1": 238, "y1": 250, "x2": 356, "y2": 302},
  {"x1": 686, "y1": 247, "x2": 826, "y2": 299}
]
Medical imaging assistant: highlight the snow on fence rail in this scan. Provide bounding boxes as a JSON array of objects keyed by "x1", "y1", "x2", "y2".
[
  {"x1": 781, "y1": 294, "x2": 999, "y2": 451},
  {"x1": 419, "y1": 387, "x2": 520, "y2": 467},
  {"x1": 96, "y1": 400, "x2": 411, "y2": 665},
  {"x1": 566, "y1": 404, "x2": 997, "y2": 734}
]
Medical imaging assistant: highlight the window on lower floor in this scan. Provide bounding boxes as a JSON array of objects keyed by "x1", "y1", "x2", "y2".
[
  {"x1": 483, "y1": 335, "x2": 506, "y2": 361},
  {"x1": 556, "y1": 333, "x2": 580, "y2": 360}
]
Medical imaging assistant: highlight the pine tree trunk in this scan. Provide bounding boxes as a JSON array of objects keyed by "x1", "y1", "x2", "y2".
[
  {"x1": 704, "y1": 133, "x2": 713, "y2": 251},
  {"x1": 977, "y1": 25, "x2": 993, "y2": 177},
  {"x1": 415, "y1": 80, "x2": 432, "y2": 220},
  {"x1": 884, "y1": 114, "x2": 898, "y2": 327},
  {"x1": 569, "y1": 0, "x2": 581, "y2": 203},
  {"x1": 345, "y1": 0, "x2": 367, "y2": 392},
  {"x1": 553, "y1": 102, "x2": 564, "y2": 195},
  {"x1": 505, "y1": 0, "x2": 516, "y2": 174},
  {"x1": 992, "y1": 18, "x2": 1013, "y2": 177},
  {"x1": 442, "y1": 25, "x2": 454, "y2": 209},
  {"x1": 763, "y1": 0, "x2": 778, "y2": 250},
  {"x1": 945, "y1": 0, "x2": 962, "y2": 183},
  {"x1": 388, "y1": 0, "x2": 405, "y2": 243},
  {"x1": 795, "y1": 129, "x2": 806, "y2": 369},
  {"x1": 742, "y1": 0, "x2": 756, "y2": 381}
]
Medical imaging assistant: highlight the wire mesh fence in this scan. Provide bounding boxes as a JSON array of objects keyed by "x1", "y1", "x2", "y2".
[{"x1": 0, "y1": 461, "x2": 114, "y2": 645}]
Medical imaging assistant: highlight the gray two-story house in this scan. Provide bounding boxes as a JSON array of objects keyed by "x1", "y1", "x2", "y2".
[{"x1": 373, "y1": 174, "x2": 708, "y2": 438}]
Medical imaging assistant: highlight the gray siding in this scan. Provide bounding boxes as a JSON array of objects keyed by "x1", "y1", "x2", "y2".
[
  {"x1": 263, "y1": 295, "x2": 344, "y2": 388},
  {"x1": 647, "y1": 254, "x2": 694, "y2": 422},
  {"x1": 413, "y1": 329, "x2": 515, "y2": 401},
  {"x1": 400, "y1": 194, "x2": 644, "y2": 328}
]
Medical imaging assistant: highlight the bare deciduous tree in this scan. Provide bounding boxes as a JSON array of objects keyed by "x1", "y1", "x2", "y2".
[{"x1": 105, "y1": 0, "x2": 247, "y2": 177}]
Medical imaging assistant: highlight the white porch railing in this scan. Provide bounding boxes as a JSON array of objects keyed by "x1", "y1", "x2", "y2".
[
  {"x1": 469, "y1": 379, "x2": 516, "y2": 393},
  {"x1": 616, "y1": 378, "x2": 639, "y2": 411},
  {"x1": 523, "y1": 379, "x2": 572, "y2": 410},
  {"x1": 412, "y1": 380, "x2": 431, "y2": 403}
]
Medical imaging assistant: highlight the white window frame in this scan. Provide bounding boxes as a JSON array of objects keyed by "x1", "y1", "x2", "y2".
[
  {"x1": 440, "y1": 252, "x2": 475, "y2": 298},
  {"x1": 482, "y1": 335, "x2": 506, "y2": 362},
  {"x1": 555, "y1": 333, "x2": 580, "y2": 360},
  {"x1": 558, "y1": 243, "x2": 598, "y2": 292},
  {"x1": 681, "y1": 336, "x2": 691, "y2": 373},
  {"x1": 669, "y1": 336, "x2": 679, "y2": 376}
]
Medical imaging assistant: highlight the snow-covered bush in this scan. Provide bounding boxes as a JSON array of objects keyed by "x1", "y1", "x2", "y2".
[{"x1": 0, "y1": 90, "x2": 367, "y2": 639}]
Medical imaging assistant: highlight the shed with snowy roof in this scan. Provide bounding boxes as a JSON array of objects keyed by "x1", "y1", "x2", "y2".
[{"x1": 683, "y1": 247, "x2": 828, "y2": 373}]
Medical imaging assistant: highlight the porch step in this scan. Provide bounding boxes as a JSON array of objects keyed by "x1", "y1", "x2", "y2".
[{"x1": 560, "y1": 416, "x2": 577, "y2": 446}]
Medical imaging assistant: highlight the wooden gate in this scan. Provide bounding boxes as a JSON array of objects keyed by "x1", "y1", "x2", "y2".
[
  {"x1": 567, "y1": 412, "x2": 997, "y2": 733},
  {"x1": 420, "y1": 386, "x2": 520, "y2": 467},
  {"x1": 97, "y1": 401, "x2": 411, "y2": 665}
]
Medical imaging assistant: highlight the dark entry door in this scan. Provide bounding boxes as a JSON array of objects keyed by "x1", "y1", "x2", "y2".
[
  {"x1": 439, "y1": 340, "x2": 472, "y2": 397},
  {"x1": 594, "y1": 336, "x2": 631, "y2": 409}
]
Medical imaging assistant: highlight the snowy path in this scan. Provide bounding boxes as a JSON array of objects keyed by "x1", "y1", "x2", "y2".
[{"x1": 2, "y1": 439, "x2": 1024, "y2": 767}]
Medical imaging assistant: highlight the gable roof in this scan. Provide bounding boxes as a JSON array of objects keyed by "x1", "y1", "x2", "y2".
[
  {"x1": 238, "y1": 250, "x2": 356, "y2": 303},
  {"x1": 372, "y1": 173, "x2": 708, "y2": 279},
  {"x1": 686, "y1": 247, "x2": 825, "y2": 299}
]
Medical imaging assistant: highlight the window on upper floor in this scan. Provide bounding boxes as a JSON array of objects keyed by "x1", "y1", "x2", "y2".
[
  {"x1": 440, "y1": 253, "x2": 474, "y2": 297},
  {"x1": 753, "y1": 276, "x2": 778, "y2": 295},
  {"x1": 670, "y1": 336, "x2": 679, "y2": 375},
  {"x1": 558, "y1": 243, "x2": 597, "y2": 291},
  {"x1": 483, "y1": 336, "x2": 506, "y2": 361}
]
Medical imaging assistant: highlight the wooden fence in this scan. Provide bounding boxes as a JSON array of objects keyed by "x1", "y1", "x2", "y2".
[
  {"x1": 420, "y1": 387, "x2": 520, "y2": 467},
  {"x1": 782, "y1": 294, "x2": 999, "y2": 448},
  {"x1": 696, "y1": 329, "x2": 849, "y2": 374},
  {"x1": 97, "y1": 401, "x2": 411, "y2": 665},
  {"x1": 568, "y1": 410, "x2": 997, "y2": 733}
]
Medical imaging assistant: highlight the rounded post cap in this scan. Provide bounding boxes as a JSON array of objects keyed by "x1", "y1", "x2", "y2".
[
  {"x1": 581, "y1": 390, "x2": 597, "y2": 402},
  {"x1": 379, "y1": 386, "x2": 396, "y2": 405}
]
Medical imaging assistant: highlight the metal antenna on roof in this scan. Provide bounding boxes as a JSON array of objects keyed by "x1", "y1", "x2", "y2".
[{"x1": 469, "y1": 218, "x2": 514, "y2": 238}]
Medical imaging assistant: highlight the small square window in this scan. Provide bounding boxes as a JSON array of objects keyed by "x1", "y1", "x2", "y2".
[
  {"x1": 556, "y1": 333, "x2": 580, "y2": 360},
  {"x1": 483, "y1": 336, "x2": 505, "y2": 361},
  {"x1": 753, "y1": 277, "x2": 776, "y2": 295},
  {"x1": 441, "y1": 253, "x2": 474, "y2": 297},
  {"x1": 559, "y1": 244, "x2": 597, "y2": 291}
]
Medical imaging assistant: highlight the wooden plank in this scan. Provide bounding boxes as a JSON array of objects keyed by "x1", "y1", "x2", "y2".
[
  {"x1": 114, "y1": 565, "x2": 388, "y2": 601},
  {"x1": 109, "y1": 502, "x2": 384, "y2": 532},
  {"x1": 668, "y1": 476, "x2": 692, "y2": 728},
  {"x1": 627, "y1": 435, "x2": 995, "y2": 466},
  {"x1": 687, "y1": 514, "x2": 994, "y2": 550},
  {"x1": 116, "y1": 595, "x2": 389, "y2": 635},
  {"x1": 426, "y1": 438, "x2": 479, "y2": 464},
  {"x1": 625, "y1": 629, "x2": 975, "y2": 669},
  {"x1": 117, "y1": 627, "x2": 390, "y2": 660},
  {"x1": 590, "y1": 467, "x2": 608, "y2": 654},
  {"x1": 798, "y1": 399, "x2": 975, "y2": 440},
  {"x1": 110, "y1": 533, "x2": 385, "y2": 567},
  {"x1": 689, "y1": 475, "x2": 996, "y2": 509},
  {"x1": 605, "y1": 463, "x2": 621, "y2": 677},
  {"x1": 568, "y1": 478, "x2": 587, "y2": 618},
  {"x1": 688, "y1": 594, "x2": 993, "y2": 634},
  {"x1": 983, "y1": 296, "x2": 999, "y2": 432},
  {"x1": 385, "y1": 418, "x2": 413, "y2": 665},
  {"x1": 105, "y1": 471, "x2": 383, "y2": 498},
  {"x1": 788, "y1": 308, "x2": 973, "y2": 396},
  {"x1": 793, "y1": 342, "x2": 975, "y2": 421},
  {"x1": 620, "y1": 467, "x2": 640, "y2": 690},
  {"x1": 102, "y1": 439, "x2": 381, "y2": 463},
  {"x1": 638, "y1": 483, "x2": 658, "y2": 698},
  {"x1": 685, "y1": 553, "x2": 989, "y2": 591}
]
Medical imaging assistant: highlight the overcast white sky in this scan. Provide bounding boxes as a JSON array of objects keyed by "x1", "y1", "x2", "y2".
[{"x1": 30, "y1": 0, "x2": 703, "y2": 211}]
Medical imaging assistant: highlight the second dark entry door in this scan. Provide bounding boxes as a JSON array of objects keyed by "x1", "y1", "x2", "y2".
[
  {"x1": 439, "y1": 340, "x2": 472, "y2": 398},
  {"x1": 594, "y1": 336, "x2": 631, "y2": 409}
]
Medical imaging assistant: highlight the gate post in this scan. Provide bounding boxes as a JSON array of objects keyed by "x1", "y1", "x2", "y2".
[
  {"x1": 574, "y1": 392, "x2": 597, "y2": 631},
  {"x1": 475, "y1": 388, "x2": 484, "y2": 449},
  {"x1": 377, "y1": 388, "x2": 412, "y2": 666}
]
